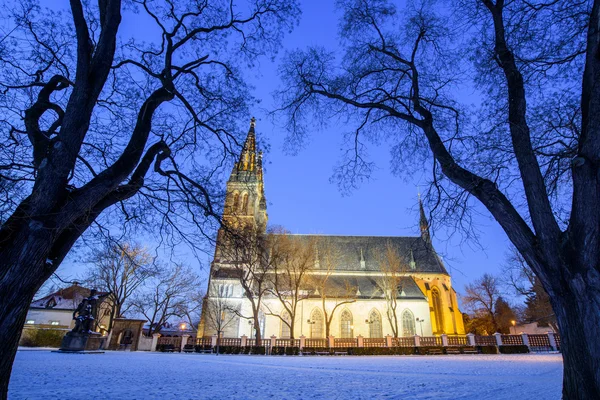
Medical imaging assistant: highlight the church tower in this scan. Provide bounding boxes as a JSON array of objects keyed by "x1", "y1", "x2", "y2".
[
  {"x1": 221, "y1": 117, "x2": 268, "y2": 232},
  {"x1": 199, "y1": 118, "x2": 268, "y2": 337}
]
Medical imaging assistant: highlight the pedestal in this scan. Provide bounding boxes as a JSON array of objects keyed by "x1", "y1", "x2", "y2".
[{"x1": 59, "y1": 331, "x2": 106, "y2": 352}]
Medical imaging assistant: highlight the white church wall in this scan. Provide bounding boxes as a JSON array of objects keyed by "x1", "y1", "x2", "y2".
[{"x1": 242, "y1": 297, "x2": 433, "y2": 339}]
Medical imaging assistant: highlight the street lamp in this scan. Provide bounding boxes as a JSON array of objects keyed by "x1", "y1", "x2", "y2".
[
  {"x1": 511, "y1": 320, "x2": 516, "y2": 334},
  {"x1": 248, "y1": 320, "x2": 254, "y2": 338},
  {"x1": 415, "y1": 318, "x2": 425, "y2": 336}
]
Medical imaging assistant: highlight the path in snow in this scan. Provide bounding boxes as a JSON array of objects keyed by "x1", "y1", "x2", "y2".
[{"x1": 9, "y1": 350, "x2": 563, "y2": 399}]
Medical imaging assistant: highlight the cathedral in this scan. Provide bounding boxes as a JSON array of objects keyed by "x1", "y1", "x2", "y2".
[{"x1": 200, "y1": 119, "x2": 466, "y2": 340}]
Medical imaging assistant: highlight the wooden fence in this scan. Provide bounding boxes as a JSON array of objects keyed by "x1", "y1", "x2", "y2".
[{"x1": 153, "y1": 332, "x2": 561, "y2": 354}]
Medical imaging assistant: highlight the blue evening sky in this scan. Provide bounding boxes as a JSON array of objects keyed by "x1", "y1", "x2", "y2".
[
  {"x1": 53, "y1": 0, "x2": 513, "y2": 299},
  {"x1": 243, "y1": 1, "x2": 511, "y2": 294}
]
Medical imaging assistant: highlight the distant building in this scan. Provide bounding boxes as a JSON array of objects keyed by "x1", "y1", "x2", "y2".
[
  {"x1": 200, "y1": 119, "x2": 466, "y2": 339},
  {"x1": 25, "y1": 284, "x2": 111, "y2": 334},
  {"x1": 512, "y1": 322, "x2": 557, "y2": 335}
]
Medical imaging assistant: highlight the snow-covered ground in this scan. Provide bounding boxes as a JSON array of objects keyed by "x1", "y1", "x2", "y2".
[{"x1": 9, "y1": 350, "x2": 563, "y2": 399}]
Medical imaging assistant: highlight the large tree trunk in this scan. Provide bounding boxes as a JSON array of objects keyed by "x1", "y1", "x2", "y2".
[
  {"x1": 253, "y1": 316, "x2": 262, "y2": 346},
  {"x1": 0, "y1": 238, "x2": 52, "y2": 400},
  {"x1": 0, "y1": 287, "x2": 37, "y2": 400},
  {"x1": 551, "y1": 272, "x2": 600, "y2": 399}
]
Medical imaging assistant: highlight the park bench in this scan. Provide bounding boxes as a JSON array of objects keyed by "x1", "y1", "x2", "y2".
[
  {"x1": 462, "y1": 347, "x2": 478, "y2": 354},
  {"x1": 333, "y1": 350, "x2": 348, "y2": 356},
  {"x1": 161, "y1": 344, "x2": 176, "y2": 353},
  {"x1": 183, "y1": 344, "x2": 195, "y2": 353},
  {"x1": 426, "y1": 348, "x2": 443, "y2": 355},
  {"x1": 197, "y1": 348, "x2": 213, "y2": 354},
  {"x1": 445, "y1": 347, "x2": 461, "y2": 355}
]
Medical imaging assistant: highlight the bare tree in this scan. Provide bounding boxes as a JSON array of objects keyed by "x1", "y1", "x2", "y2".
[
  {"x1": 502, "y1": 248, "x2": 557, "y2": 331},
  {"x1": 222, "y1": 225, "x2": 272, "y2": 344},
  {"x1": 0, "y1": 0, "x2": 298, "y2": 395},
  {"x1": 203, "y1": 285, "x2": 238, "y2": 355},
  {"x1": 375, "y1": 242, "x2": 409, "y2": 338},
  {"x1": 275, "y1": 0, "x2": 600, "y2": 396},
  {"x1": 182, "y1": 289, "x2": 206, "y2": 334},
  {"x1": 309, "y1": 240, "x2": 357, "y2": 338},
  {"x1": 264, "y1": 231, "x2": 315, "y2": 339},
  {"x1": 86, "y1": 241, "x2": 157, "y2": 331},
  {"x1": 132, "y1": 263, "x2": 200, "y2": 336},
  {"x1": 462, "y1": 274, "x2": 503, "y2": 334}
]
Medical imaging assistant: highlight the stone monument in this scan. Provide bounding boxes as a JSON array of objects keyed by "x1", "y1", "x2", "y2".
[{"x1": 58, "y1": 289, "x2": 109, "y2": 352}]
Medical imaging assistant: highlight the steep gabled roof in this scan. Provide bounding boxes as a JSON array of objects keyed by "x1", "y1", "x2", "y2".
[
  {"x1": 300, "y1": 275, "x2": 426, "y2": 300},
  {"x1": 285, "y1": 235, "x2": 448, "y2": 274},
  {"x1": 31, "y1": 285, "x2": 108, "y2": 311}
]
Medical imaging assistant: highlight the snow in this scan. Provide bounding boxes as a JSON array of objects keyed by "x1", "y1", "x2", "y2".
[{"x1": 9, "y1": 351, "x2": 563, "y2": 399}]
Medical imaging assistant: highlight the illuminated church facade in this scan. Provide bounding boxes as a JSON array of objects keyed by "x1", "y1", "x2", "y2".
[{"x1": 200, "y1": 119, "x2": 466, "y2": 339}]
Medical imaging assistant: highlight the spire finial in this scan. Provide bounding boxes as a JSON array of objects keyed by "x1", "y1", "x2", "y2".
[
  {"x1": 419, "y1": 196, "x2": 431, "y2": 245},
  {"x1": 250, "y1": 117, "x2": 256, "y2": 129}
]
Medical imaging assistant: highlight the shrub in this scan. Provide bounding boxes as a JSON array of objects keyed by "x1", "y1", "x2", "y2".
[
  {"x1": 20, "y1": 329, "x2": 65, "y2": 348},
  {"x1": 477, "y1": 345, "x2": 499, "y2": 354},
  {"x1": 241, "y1": 346, "x2": 266, "y2": 355},
  {"x1": 194, "y1": 345, "x2": 212, "y2": 353},
  {"x1": 271, "y1": 346, "x2": 300, "y2": 355},
  {"x1": 499, "y1": 345, "x2": 529, "y2": 354},
  {"x1": 415, "y1": 346, "x2": 444, "y2": 355},
  {"x1": 300, "y1": 347, "x2": 330, "y2": 355}
]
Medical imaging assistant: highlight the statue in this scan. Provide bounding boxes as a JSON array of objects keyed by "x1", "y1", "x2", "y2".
[
  {"x1": 72, "y1": 289, "x2": 109, "y2": 333},
  {"x1": 59, "y1": 289, "x2": 109, "y2": 352}
]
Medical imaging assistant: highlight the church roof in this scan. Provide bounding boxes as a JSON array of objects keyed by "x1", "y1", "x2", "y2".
[
  {"x1": 301, "y1": 275, "x2": 426, "y2": 300},
  {"x1": 287, "y1": 235, "x2": 448, "y2": 274}
]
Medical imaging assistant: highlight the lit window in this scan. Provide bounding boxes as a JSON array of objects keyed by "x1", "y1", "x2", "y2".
[
  {"x1": 50, "y1": 321, "x2": 60, "y2": 326},
  {"x1": 310, "y1": 309, "x2": 323, "y2": 338},
  {"x1": 368, "y1": 309, "x2": 382, "y2": 338},
  {"x1": 26, "y1": 320, "x2": 35, "y2": 324},
  {"x1": 340, "y1": 309, "x2": 353, "y2": 338},
  {"x1": 402, "y1": 309, "x2": 416, "y2": 336}
]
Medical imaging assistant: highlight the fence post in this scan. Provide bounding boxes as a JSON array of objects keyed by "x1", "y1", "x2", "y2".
[
  {"x1": 211, "y1": 334, "x2": 218, "y2": 348},
  {"x1": 547, "y1": 332, "x2": 557, "y2": 351},
  {"x1": 241, "y1": 335, "x2": 247, "y2": 348},
  {"x1": 270, "y1": 335, "x2": 277, "y2": 351},
  {"x1": 414, "y1": 335, "x2": 421, "y2": 347},
  {"x1": 466, "y1": 333, "x2": 476, "y2": 346},
  {"x1": 328, "y1": 335, "x2": 335, "y2": 348},
  {"x1": 357, "y1": 335, "x2": 364, "y2": 348},
  {"x1": 521, "y1": 333, "x2": 530, "y2": 350},
  {"x1": 494, "y1": 332, "x2": 503, "y2": 347},
  {"x1": 441, "y1": 334, "x2": 448, "y2": 347},
  {"x1": 384, "y1": 335, "x2": 392, "y2": 347},
  {"x1": 151, "y1": 333, "x2": 161, "y2": 352},
  {"x1": 299, "y1": 335, "x2": 306, "y2": 350},
  {"x1": 181, "y1": 335, "x2": 190, "y2": 352}
]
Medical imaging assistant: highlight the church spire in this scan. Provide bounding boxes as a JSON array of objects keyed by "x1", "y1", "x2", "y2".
[
  {"x1": 223, "y1": 117, "x2": 267, "y2": 230},
  {"x1": 235, "y1": 117, "x2": 257, "y2": 173},
  {"x1": 419, "y1": 195, "x2": 431, "y2": 245}
]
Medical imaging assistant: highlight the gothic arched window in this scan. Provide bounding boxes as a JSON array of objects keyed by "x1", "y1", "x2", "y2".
[
  {"x1": 340, "y1": 309, "x2": 353, "y2": 338},
  {"x1": 310, "y1": 309, "x2": 323, "y2": 338},
  {"x1": 280, "y1": 311, "x2": 291, "y2": 338},
  {"x1": 232, "y1": 192, "x2": 240, "y2": 213},
  {"x1": 368, "y1": 309, "x2": 382, "y2": 338},
  {"x1": 402, "y1": 309, "x2": 416, "y2": 336},
  {"x1": 241, "y1": 192, "x2": 249, "y2": 215},
  {"x1": 432, "y1": 288, "x2": 444, "y2": 334}
]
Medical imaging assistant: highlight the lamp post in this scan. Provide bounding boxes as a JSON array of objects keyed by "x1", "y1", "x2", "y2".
[
  {"x1": 511, "y1": 320, "x2": 516, "y2": 334},
  {"x1": 306, "y1": 319, "x2": 315, "y2": 338},
  {"x1": 416, "y1": 318, "x2": 425, "y2": 336}
]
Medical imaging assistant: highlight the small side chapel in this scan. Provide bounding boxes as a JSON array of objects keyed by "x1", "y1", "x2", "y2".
[{"x1": 200, "y1": 119, "x2": 466, "y2": 340}]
